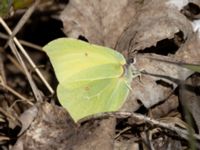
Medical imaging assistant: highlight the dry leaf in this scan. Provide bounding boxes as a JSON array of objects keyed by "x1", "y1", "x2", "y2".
[
  {"x1": 122, "y1": 54, "x2": 192, "y2": 111},
  {"x1": 12, "y1": 102, "x2": 77, "y2": 150},
  {"x1": 116, "y1": 0, "x2": 193, "y2": 55},
  {"x1": 60, "y1": 0, "x2": 141, "y2": 48},
  {"x1": 148, "y1": 95, "x2": 179, "y2": 118},
  {"x1": 179, "y1": 74, "x2": 200, "y2": 133},
  {"x1": 176, "y1": 32, "x2": 200, "y2": 64},
  {"x1": 18, "y1": 105, "x2": 38, "y2": 136}
]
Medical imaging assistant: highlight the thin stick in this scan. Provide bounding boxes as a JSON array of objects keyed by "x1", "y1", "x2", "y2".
[
  {"x1": 0, "y1": 18, "x2": 43, "y2": 102},
  {"x1": 0, "y1": 53, "x2": 6, "y2": 85},
  {"x1": 147, "y1": 56, "x2": 200, "y2": 69},
  {"x1": 7, "y1": 54, "x2": 24, "y2": 73},
  {"x1": 4, "y1": 0, "x2": 40, "y2": 49},
  {"x1": 0, "y1": 17, "x2": 54, "y2": 94},
  {"x1": 0, "y1": 82, "x2": 33, "y2": 106},
  {"x1": 9, "y1": 41, "x2": 42, "y2": 102},
  {"x1": 0, "y1": 107, "x2": 17, "y2": 124},
  {"x1": 0, "y1": 32, "x2": 42, "y2": 51},
  {"x1": 79, "y1": 111, "x2": 200, "y2": 141}
]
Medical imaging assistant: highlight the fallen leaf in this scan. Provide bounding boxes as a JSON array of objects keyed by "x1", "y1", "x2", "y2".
[
  {"x1": 60, "y1": 0, "x2": 141, "y2": 49},
  {"x1": 122, "y1": 54, "x2": 192, "y2": 111},
  {"x1": 12, "y1": 102, "x2": 77, "y2": 150},
  {"x1": 116, "y1": 0, "x2": 193, "y2": 55}
]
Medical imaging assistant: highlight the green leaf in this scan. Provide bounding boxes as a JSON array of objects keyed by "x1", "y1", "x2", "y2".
[
  {"x1": 13, "y1": 0, "x2": 34, "y2": 9},
  {"x1": 181, "y1": 63, "x2": 200, "y2": 73},
  {"x1": 0, "y1": 0, "x2": 34, "y2": 17},
  {"x1": 43, "y1": 38, "x2": 133, "y2": 122},
  {"x1": 0, "y1": 0, "x2": 12, "y2": 17}
]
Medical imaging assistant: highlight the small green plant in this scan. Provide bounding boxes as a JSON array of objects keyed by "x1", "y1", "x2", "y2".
[{"x1": 0, "y1": 0, "x2": 34, "y2": 17}]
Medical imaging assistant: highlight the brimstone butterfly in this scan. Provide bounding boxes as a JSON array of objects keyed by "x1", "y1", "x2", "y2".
[{"x1": 43, "y1": 38, "x2": 136, "y2": 122}]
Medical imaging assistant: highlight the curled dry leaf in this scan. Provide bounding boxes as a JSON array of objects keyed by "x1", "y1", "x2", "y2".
[
  {"x1": 181, "y1": 0, "x2": 200, "y2": 20},
  {"x1": 60, "y1": 0, "x2": 141, "y2": 49},
  {"x1": 18, "y1": 105, "x2": 38, "y2": 136},
  {"x1": 116, "y1": 0, "x2": 193, "y2": 54}
]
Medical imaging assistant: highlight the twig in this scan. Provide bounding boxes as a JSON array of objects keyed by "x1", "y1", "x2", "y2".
[
  {"x1": 0, "y1": 53, "x2": 6, "y2": 85},
  {"x1": 115, "y1": 126, "x2": 131, "y2": 139},
  {"x1": 140, "y1": 131, "x2": 155, "y2": 150},
  {"x1": 4, "y1": 0, "x2": 40, "y2": 49},
  {"x1": 0, "y1": 17, "x2": 54, "y2": 94},
  {"x1": 0, "y1": 32, "x2": 42, "y2": 51},
  {"x1": 79, "y1": 111, "x2": 200, "y2": 141},
  {"x1": 7, "y1": 54, "x2": 24, "y2": 73},
  {"x1": 0, "y1": 107, "x2": 18, "y2": 124},
  {"x1": 9, "y1": 99, "x2": 34, "y2": 109},
  {"x1": 0, "y1": 81, "x2": 33, "y2": 106},
  {"x1": 9, "y1": 40, "x2": 42, "y2": 102},
  {"x1": 0, "y1": 18, "x2": 43, "y2": 102}
]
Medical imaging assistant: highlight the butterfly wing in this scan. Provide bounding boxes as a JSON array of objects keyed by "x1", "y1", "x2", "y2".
[{"x1": 43, "y1": 38, "x2": 132, "y2": 122}]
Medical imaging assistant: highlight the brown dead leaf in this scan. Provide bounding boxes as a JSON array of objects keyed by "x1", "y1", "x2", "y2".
[
  {"x1": 18, "y1": 105, "x2": 38, "y2": 136},
  {"x1": 181, "y1": 0, "x2": 200, "y2": 20},
  {"x1": 60, "y1": 0, "x2": 141, "y2": 49},
  {"x1": 148, "y1": 94, "x2": 179, "y2": 119},
  {"x1": 179, "y1": 73, "x2": 200, "y2": 133},
  {"x1": 74, "y1": 118, "x2": 116, "y2": 150},
  {"x1": 122, "y1": 54, "x2": 193, "y2": 111},
  {"x1": 176, "y1": 32, "x2": 200, "y2": 64},
  {"x1": 12, "y1": 102, "x2": 77, "y2": 150},
  {"x1": 116, "y1": 0, "x2": 193, "y2": 56},
  {"x1": 13, "y1": 102, "x2": 117, "y2": 150}
]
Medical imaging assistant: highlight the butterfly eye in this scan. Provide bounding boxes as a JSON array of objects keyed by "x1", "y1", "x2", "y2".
[{"x1": 127, "y1": 57, "x2": 136, "y2": 65}]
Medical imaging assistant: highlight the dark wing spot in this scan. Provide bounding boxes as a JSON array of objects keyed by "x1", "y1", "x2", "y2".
[
  {"x1": 84, "y1": 52, "x2": 88, "y2": 57},
  {"x1": 85, "y1": 86, "x2": 90, "y2": 91}
]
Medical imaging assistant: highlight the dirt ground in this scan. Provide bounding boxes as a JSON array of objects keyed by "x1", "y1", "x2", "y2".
[{"x1": 0, "y1": 0, "x2": 200, "y2": 149}]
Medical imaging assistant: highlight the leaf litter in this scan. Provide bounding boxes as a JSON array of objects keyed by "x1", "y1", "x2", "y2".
[{"x1": 1, "y1": 0, "x2": 200, "y2": 149}]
